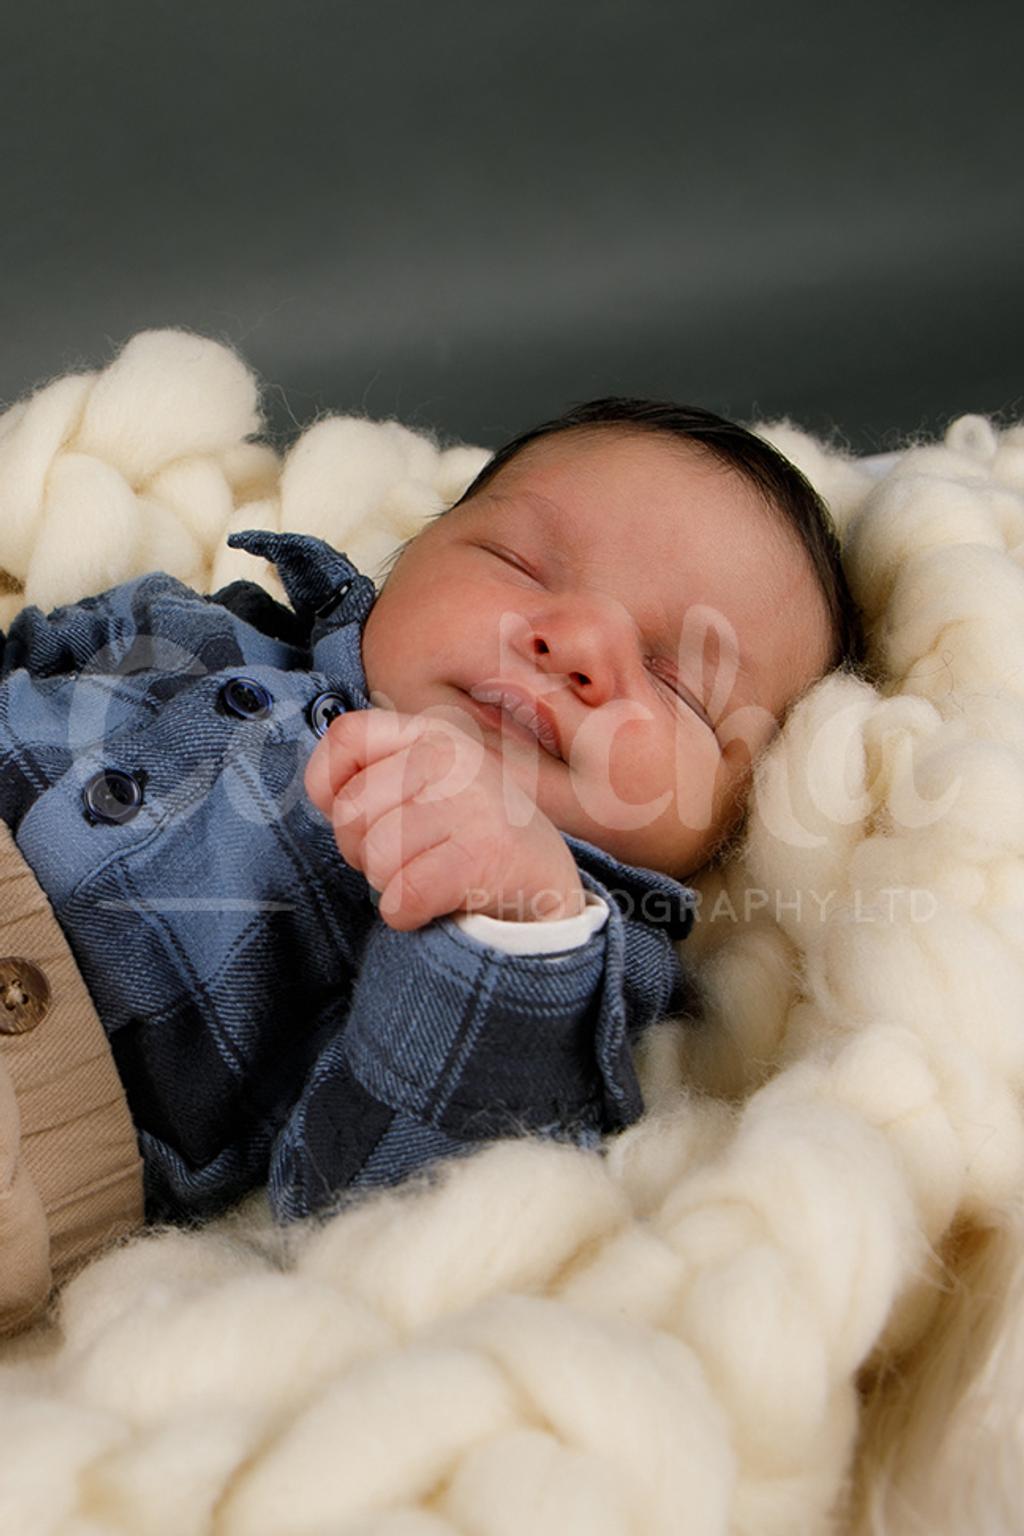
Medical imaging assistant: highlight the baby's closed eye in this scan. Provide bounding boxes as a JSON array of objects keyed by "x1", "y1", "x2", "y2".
[
  {"x1": 477, "y1": 543, "x2": 539, "y2": 581},
  {"x1": 647, "y1": 659, "x2": 718, "y2": 735}
]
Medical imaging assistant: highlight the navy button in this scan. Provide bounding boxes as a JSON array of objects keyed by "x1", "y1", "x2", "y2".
[
  {"x1": 313, "y1": 580, "x2": 353, "y2": 621},
  {"x1": 220, "y1": 677, "x2": 274, "y2": 719},
  {"x1": 82, "y1": 769, "x2": 143, "y2": 825},
  {"x1": 308, "y1": 690, "x2": 346, "y2": 738}
]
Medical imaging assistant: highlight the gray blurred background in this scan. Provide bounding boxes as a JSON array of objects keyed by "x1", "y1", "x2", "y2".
[{"x1": 2, "y1": 0, "x2": 1021, "y2": 457}]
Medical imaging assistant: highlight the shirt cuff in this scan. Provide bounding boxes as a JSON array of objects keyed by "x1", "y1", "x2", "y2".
[{"x1": 450, "y1": 891, "x2": 610, "y2": 955}]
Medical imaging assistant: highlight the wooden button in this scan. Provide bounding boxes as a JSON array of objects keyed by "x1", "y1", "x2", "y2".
[{"x1": 0, "y1": 958, "x2": 51, "y2": 1034}]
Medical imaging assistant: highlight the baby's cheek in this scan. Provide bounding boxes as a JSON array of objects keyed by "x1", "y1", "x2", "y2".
[
  {"x1": 600, "y1": 712, "x2": 670, "y2": 786},
  {"x1": 576, "y1": 731, "x2": 675, "y2": 834},
  {"x1": 657, "y1": 727, "x2": 727, "y2": 834}
]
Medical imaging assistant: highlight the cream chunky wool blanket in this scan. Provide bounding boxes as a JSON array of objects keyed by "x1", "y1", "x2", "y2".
[{"x1": 1, "y1": 330, "x2": 1023, "y2": 1536}]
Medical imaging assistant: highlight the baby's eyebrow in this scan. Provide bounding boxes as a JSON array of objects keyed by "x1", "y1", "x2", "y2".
[
  {"x1": 486, "y1": 488, "x2": 566, "y2": 529},
  {"x1": 483, "y1": 489, "x2": 590, "y2": 559}
]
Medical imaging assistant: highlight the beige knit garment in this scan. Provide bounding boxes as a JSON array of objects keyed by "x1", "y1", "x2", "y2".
[{"x1": 0, "y1": 821, "x2": 144, "y2": 1334}]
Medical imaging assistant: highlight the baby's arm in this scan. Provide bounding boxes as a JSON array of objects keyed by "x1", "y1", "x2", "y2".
[
  {"x1": 271, "y1": 708, "x2": 691, "y2": 1218},
  {"x1": 268, "y1": 866, "x2": 685, "y2": 1219}
]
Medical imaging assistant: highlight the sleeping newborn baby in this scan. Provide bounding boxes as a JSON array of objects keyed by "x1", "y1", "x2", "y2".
[{"x1": 0, "y1": 396, "x2": 861, "y2": 1333}]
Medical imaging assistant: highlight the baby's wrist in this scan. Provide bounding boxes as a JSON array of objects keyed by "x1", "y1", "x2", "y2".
[
  {"x1": 527, "y1": 885, "x2": 588, "y2": 922},
  {"x1": 469, "y1": 880, "x2": 588, "y2": 924}
]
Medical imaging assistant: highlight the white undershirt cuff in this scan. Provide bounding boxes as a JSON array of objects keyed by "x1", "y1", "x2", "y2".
[{"x1": 451, "y1": 890, "x2": 610, "y2": 955}]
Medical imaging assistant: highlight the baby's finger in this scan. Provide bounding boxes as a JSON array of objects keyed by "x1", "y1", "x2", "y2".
[
  {"x1": 328, "y1": 746, "x2": 432, "y2": 866},
  {"x1": 331, "y1": 728, "x2": 469, "y2": 835},
  {"x1": 377, "y1": 834, "x2": 476, "y2": 931},
  {"x1": 353, "y1": 796, "x2": 459, "y2": 913},
  {"x1": 304, "y1": 707, "x2": 426, "y2": 813}
]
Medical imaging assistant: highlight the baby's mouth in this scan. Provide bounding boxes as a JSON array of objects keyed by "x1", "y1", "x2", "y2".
[{"x1": 460, "y1": 687, "x2": 564, "y2": 761}]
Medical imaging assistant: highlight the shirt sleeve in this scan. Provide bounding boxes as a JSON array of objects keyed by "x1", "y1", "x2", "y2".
[
  {"x1": 0, "y1": 589, "x2": 124, "y2": 680},
  {"x1": 267, "y1": 867, "x2": 689, "y2": 1220}
]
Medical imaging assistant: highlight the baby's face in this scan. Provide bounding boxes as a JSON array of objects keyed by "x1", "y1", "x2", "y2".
[{"x1": 361, "y1": 427, "x2": 832, "y2": 878}]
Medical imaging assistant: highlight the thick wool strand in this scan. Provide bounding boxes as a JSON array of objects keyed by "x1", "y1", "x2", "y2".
[
  {"x1": 0, "y1": 1393, "x2": 128, "y2": 1531},
  {"x1": 660, "y1": 1085, "x2": 919, "y2": 1381},
  {"x1": 844, "y1": 475, "x2": 1011, "y2": 625},
  {"x1": 74, "y1": 330, "x2": 261, "y2": 486},
  {"x1": 28, "y1": 453, "x2": 148, "y2": 611},
  {"x1": 0, "y1": 374, "x2": 94, "y2": 578},
  {"x1": 77, "y1": 1410, "x2": 266, "y2": 1536},
  {"x1": 0, "y1": 329, "x2": 267, "y2": 629},
  {"x1": 439, "y1": 1296, "x2": 736, "y2": 1535},
  {"x1": 218, "y1": 1346, "x2": 521, "y2": 1536},
  {"x1": 883, "y1": 543, "x2": 1024, "y2": 686},
  {"x1": 297, "y1": 1139, "x2": 630, "y2": 1333},
  {"x1": 853, "y1": 1196, "x2": 1024, "y2": 1536},
  {"x1": 439, "y1": 1426, "x2": 636, "y2": 1536},
  {"x1": 63, "y1": 1272, "x2": 394, "y2": 1428}
]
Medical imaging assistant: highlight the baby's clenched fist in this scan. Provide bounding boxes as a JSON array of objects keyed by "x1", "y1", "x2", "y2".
[{"x1": 304, "y1": 708, "x2": 586, "y2": 931}]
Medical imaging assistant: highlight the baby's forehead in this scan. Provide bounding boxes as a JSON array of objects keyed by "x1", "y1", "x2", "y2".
[
  {"x1": 484, "y1": 426, "x2": 757, "y2": 515},
  {"x1": 469, "y1": 466, "x2": 764, "y2": 577}
]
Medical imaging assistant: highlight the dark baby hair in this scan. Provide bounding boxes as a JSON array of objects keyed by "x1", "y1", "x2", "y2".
[{"x1": 379, "y1": 396, "x2": 866, "y2": 678}]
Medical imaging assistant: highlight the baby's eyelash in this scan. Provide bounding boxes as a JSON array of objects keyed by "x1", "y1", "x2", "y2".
[
  {"x1": 481, "y1": 545, "x2": 537, "y2": 579},
  {"x1": 649, "y1": 664, "x2": 716, "y2": 733}
]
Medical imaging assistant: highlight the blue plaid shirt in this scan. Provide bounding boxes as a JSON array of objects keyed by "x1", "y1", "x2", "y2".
[{"x1": 0, "y1": 529, "x2": 698, "y2": 1223}]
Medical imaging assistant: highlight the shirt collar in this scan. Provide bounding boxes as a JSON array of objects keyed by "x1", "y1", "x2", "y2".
[
  {"x1": 226, "y1": 529, "x2": 376, "y2": 632},
  {"x1": 227, "y1": 528, "x2": 376, "y2": 709}
]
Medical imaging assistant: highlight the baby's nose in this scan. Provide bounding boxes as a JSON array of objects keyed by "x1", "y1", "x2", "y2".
[{"x1": 531, "y1": 594, "x2": 634, "y2": 694}]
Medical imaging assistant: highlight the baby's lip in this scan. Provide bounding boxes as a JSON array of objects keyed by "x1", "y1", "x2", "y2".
[{"x1": 464, "y1": 680, "x2": 564, "y2": 760}]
